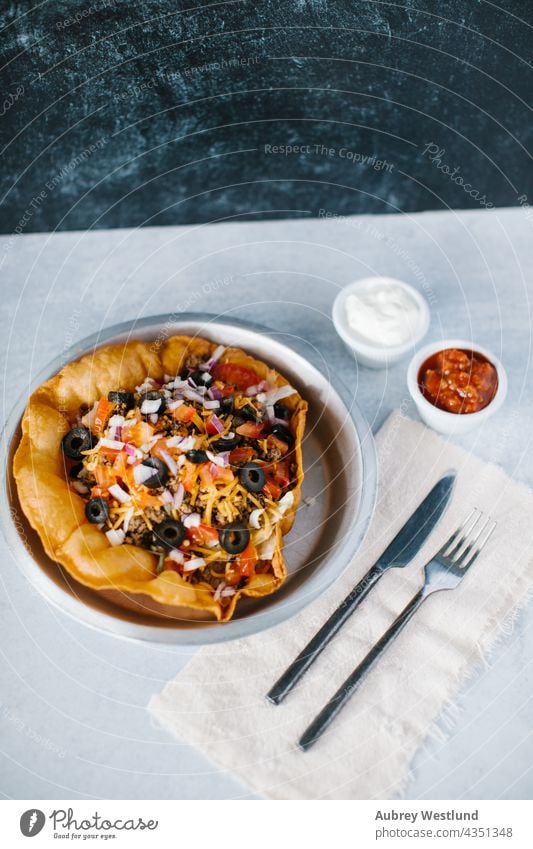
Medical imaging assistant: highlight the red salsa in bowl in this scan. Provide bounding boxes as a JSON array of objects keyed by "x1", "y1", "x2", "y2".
[{"x1": 418, "y1": 348, "x2": 499, "y2": 415}]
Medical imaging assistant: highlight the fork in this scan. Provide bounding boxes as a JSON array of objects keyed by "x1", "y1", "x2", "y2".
[{"x1": 298, "y1": 510, "x2": 496, "y2": 751}]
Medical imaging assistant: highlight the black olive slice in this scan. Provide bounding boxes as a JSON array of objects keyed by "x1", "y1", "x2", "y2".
[
  {"x1": 142, "y1": 457, "x2": 169, "y2": 488},
  {"x1": 212, "y1": 433, "x2": 240, "y2": 451},
  {"x1": 274, "y1": 403, "x2": 291, "y2": 421},
  {"x1": 85, "y1": 497, "x2": 109, "y2": 524},
  {"x1": 62, "y1": 426, "x2": 93, "y2": 460},
  {"x1": 239, "y1": 403, "x2": 261, "y2": 423},
  {"x1": 271, "y1": 424, "x2": 294, "y2": 446},
  {"x1": 186, "y1": 449, "x2": 209, "y2": 464},
  {"x1": 153, "y1": 519, "x2": 186, "y2": 550},
  {"x1": 239, "y1": 462, "x2": 266, "y2": 493},
  {"x1": 219, "y1": 523, "x2": 250, "y2": 555},
  {"x1": 189, "y1": 369, "x2": 213, "y2": 388},
  {"x1": 108, "y1": 390, "x2": 134, "y2": 410},
  {"x1": 219, "y1": 395, "x2": 234, "y2": 414}
]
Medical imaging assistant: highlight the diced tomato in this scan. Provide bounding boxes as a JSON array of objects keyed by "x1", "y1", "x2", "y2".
[
  {"x1": 216, "y1": 465, "x2": 234, "y2": 484},
  {"x1": 237, "y1": 541, "x2": 258, "y2": 576},
  {"x1": 236, "y1": 421, "x2": 265, "y2": 439},
  {"x1": 187, "y1": 523, "x2": 219, "y2": 546},
  {"x1": 181, "y1": 460, "x2": 198, "y2": 493},
  {"x1": 112, "y1": 450, "x2": 129, "y2": 478},
  {"x1": 98, "y1": 444, "x2": 122, "y2": 460},
  {"x1": 263, "y1": 477, "x2": 282, "y2": 501},
  {"x1": 199, "y1": 462, "x2": 218, "y2": 488},
  {"x1": 93, "y1": 464, "x2": 116, "y2": 492},
  {"x1": 212, "y1": 362, "x2": 260, "y2": 390},
  {"x1": 229, "y1": 446, "x2": 256, "y2": 465},
  {"x1": 163, "y1": 560, "x2": 183, "y2": 573},
  {"x1": 273, "y1": 458, "x2": 292, "y2": 488},
  {"x1": 226, "y1": 541, "x2": 258, "y2": 585},
  {"x1": 125, "y1": 421, "x2": 154, "y2": 446},
  {"x1": 93, "y1": 398, "x2": 112, "y2": 436},
  {"x1": 267, "y1": 434, "x2": 289, "y2": 455},
  {"x1": 172, "y1": 404, "x2": 195, "y2": 423}
]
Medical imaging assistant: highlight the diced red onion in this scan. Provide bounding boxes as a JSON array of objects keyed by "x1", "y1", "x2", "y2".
[
  {"x1": 149, "y1": 413, "x2": 159, "y2": 425},
  {"x1": 71, "y1": 481, "x2": 89, "y2": 495},
  {"x1": 208, "y1": 461, "x2": 219, "y2": 478},
  {"x1": 108, "y1": 415, "x2": 125, "y2": 427},
  {"x1": 161, "y1": 489, "x2": 174, "y2": 504},
  {"x1": 106, "y1": 528, "x2": 125, "y2": 547},
  {"x1": 183, "y1": 556, "x2": 206, "y2": 572},
  {"x1": 109, "y1": 483, "x2": 131, "y2": 503},
  {"x1": 264, "y1": 384, "x2": 295, "y2": 405},
  {"x1": 168, "y1": 549, "x2": 185, "y2": 565},
  {"x1": 173, "y1": 483, "x2": 185, "y2": 509},
  {"x1": 183, "y1": 512, "x2": 201, "y2": 528},
  {"x1": 167, "y1": 399, "x2": 184, "y2": 412},
  {"x1": 124, "y1": 443, "x2": 137, "y2": 456},
  {"x1": 99, "y1": 437, "x2": 125, "y2": 450},
  {"x1": 249, "y1": 508, "x2": 264, "y2": 529},
  {"x1": 140, "y1": 398, "x2": 162, "y2": 414},
  {"x1": 206, "y1": 450, "x2": 225, "y2": 468},
  {"x1": 203, "y1": 399, "x2": 220, "y2": 410},
  {"x1": 122, "y1": 507, "x2": 134, "y2": 534},
  {"x1": 203, "y1": 345, "x2": 225, "y2": 370},
  {"x1": 221, "y1": 587, "x2": 236, "y2": 597},
  {"x1": 207, "y1": 385, "x2": 223, "y2": 400},
  {"x1": 133, "y1": 464, "x2": 155, "y2": 485},
  {"x1": 266, "y1": 404, "x2": 276, "y2": 422},
  {"x1": 160, "y1": 449, "x2": 178, "y2": 476},
  {"x1": 209, "y1": 413, "x2": 224, "y2": 433},
  {"x1": 183, "y1": 387, "x2": 205, "y2": 404},
  {"x1": 214, "y1": 581, "x2": 226, "y2": 601},
  {"x1": 219, "y1": 451, "x2": 231, "y2": 466}
]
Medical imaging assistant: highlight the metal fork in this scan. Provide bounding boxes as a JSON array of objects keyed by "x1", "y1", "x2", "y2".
[{"x1": 299, "y1": 510, "x2": 496, "y2": 751}]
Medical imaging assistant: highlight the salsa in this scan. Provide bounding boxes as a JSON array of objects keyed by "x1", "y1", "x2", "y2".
[{"x1": 418, "y1": 348, "x2": 498, "y2": 414}]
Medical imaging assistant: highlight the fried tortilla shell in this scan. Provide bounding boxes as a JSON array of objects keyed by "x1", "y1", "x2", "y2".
[{"x1": 13, "y1": 335, "x2": 307, "y2": 622}]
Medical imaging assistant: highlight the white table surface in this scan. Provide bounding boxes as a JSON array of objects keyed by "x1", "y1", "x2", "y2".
[{"x1": 1, "y1": 207, "x2": 532, "y2": 800}]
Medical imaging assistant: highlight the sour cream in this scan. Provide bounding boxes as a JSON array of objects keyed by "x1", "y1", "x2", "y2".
[
  {"x1": 345, "y1": 280, "x2": 421, "y2": 347},
  {"x1": 332, "y1": 277, "x2": 430, "y2": 368}
]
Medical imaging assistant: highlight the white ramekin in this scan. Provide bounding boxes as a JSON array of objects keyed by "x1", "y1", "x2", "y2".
[
  {"x1": 332, "y1": 277, "x2": 430, "y2": 368},
  {"x1": 407, "y1": 339, "x2": 508, "y2": 435}
]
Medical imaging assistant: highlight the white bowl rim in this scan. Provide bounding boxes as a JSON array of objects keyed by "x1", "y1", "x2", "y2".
[
  {"x1": 406, "y1": 338, "x2": 508, "y2": 421},
  {"x1": 332, "y1": 276, "x2": 431, "y2": 359}
]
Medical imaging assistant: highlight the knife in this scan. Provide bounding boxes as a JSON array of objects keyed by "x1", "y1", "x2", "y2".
[{"x1": 266, "y1": 471, "x2": 457, "y2": 705}]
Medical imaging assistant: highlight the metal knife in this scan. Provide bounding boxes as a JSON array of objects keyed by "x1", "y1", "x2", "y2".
[{"x1": 266, "y1": 471, "x2": 457, "y2": 705}]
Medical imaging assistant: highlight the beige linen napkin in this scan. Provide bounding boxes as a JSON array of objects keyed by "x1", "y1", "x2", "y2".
[{"x1": 149, "y1": 411, "x2": 533, "y2": 799}]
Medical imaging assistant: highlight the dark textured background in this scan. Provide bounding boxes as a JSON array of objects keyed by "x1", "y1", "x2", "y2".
[{"x1": 1, "y1": 0, "x2": 531, "y2": 233}]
